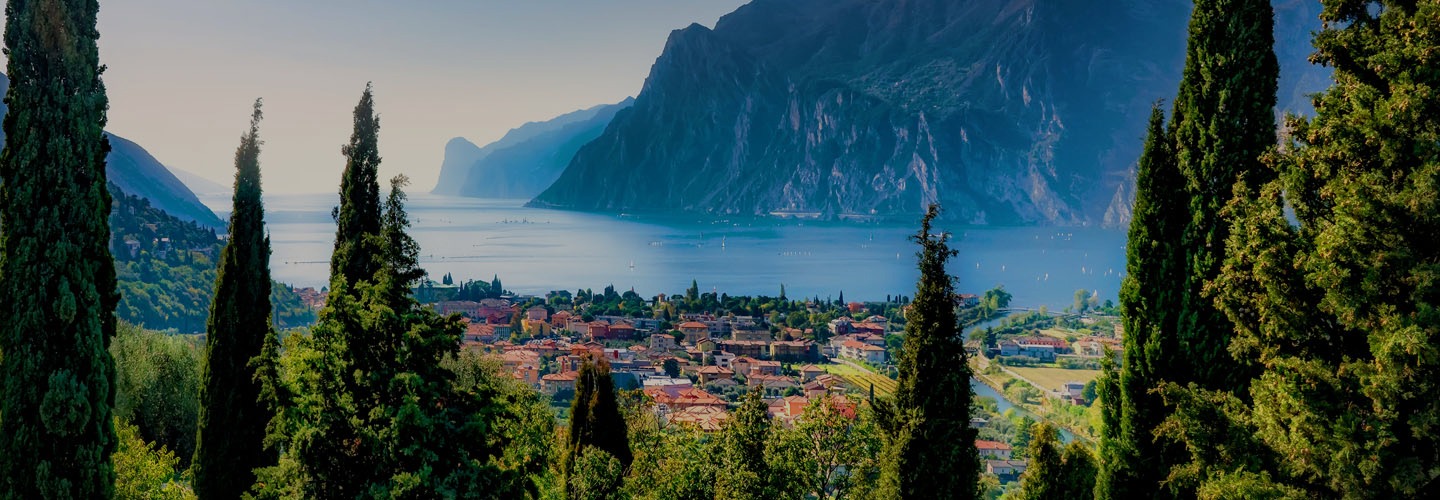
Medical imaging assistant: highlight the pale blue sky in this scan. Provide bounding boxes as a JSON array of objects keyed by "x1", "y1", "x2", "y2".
[{"x1": 54, "y1": 0, "x2": 747, "y2": 193}]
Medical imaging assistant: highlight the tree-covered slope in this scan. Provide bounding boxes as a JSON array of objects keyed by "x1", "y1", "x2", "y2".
[
  {"x1": 532, "y1": 0, "x2": 1325, "y2": 225},
  {"x1": 0, "y1": 72, "x2": 224, "y2": 228}
]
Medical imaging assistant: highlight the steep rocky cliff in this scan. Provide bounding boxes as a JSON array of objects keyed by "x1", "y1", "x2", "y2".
[
  {"x1": 432, "y1": 98, "x2": 633, "y2": 198},
  {"x1": 532, "y1": 0, "x2": 1324, "y2": 225}
]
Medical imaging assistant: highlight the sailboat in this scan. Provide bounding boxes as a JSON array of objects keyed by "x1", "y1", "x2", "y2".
[{"x1": 629, "y1": 260, "x2": 636, "y2": 271}]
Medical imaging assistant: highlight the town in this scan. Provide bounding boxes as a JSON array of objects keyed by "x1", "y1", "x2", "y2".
[{"x1": 413, "y1": 276, "x2": 1124, "y2": 489}]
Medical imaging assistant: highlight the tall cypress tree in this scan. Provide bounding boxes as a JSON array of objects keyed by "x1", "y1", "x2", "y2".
[
  {"x1": 193, "y1": 99, "x2": 275, "y2": 498},
  {"x1": 564, "y1": 356, "x2": 631, "y2": 498},
  {"x1": 330, "y1": 82, "x2": 383, "y2": 289},
  {"x1": 0, "y1": 0, "x2": 119, "y2": 496},
  {"x1": 1097, "y1": 105, "x2": 1188, "y2": 498},
  {"x1": 1161, "y1": 1, "x2": 1440, "y2": 496},
  {"x1": 875, "y1": 204, "x2": 979, "y2": 499},
  {"x1": 1170, "y1": 0, "x2": 1278, "y2": 393}
]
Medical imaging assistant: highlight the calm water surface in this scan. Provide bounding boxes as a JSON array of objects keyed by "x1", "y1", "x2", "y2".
[{"x1": 217, "y1": 193, "x2": 1127, "y2": 309}]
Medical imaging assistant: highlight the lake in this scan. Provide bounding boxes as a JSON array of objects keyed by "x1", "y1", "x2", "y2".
[{"x1": 214, "y1": 193, "x2": 1128, "y2": 309}]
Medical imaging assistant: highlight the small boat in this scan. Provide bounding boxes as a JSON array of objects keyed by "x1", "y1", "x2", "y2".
[{"x1": 629, "y1": 260, "x2": 635, "y2": 271}]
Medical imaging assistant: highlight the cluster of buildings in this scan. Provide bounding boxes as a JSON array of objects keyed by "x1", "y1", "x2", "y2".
[
  {"x1": 995, "y1": 334, "x2": 1121, "y2": 363},
  {"x1": 976, "y1": 440, "x2": 1027, "y2": 483}
]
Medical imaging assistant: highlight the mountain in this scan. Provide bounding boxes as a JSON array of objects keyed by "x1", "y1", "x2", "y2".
[
  {"x1": 531, "y1": 0, "x2": 1326, "y2": 225},
  {"x1": 0, "y1": 73, "x2": 225, "y2": 229},
  {"x1": 169, "y1": 167, "x2": 231, "y2": 199},
  {"x1": 432, "y1": 98, "x2": 634, "y2": 198}
]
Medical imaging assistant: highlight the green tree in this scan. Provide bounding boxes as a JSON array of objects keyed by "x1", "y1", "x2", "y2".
[
  {"x1": 0, "y1": 0, "x2": 119, "y2": 495},
  {"x1": 565, "y1": 356, "x2": 631, "y2": 498},
  {"x1": 193, "y1": 99, "x2": 277, "y2": 499},
  {"x1": 715, "y1": 388, "x2": 775, "y2": 499},
  {"x1": 874, "y1": 205, "x2": 979, "y2": 499},
  {"x1": 330, "y1": 82, "x2": 384, "y2": 289},
  {"x1": 1159, "y1": 1, "x2": 1440, "y2": 497},
  {"x1": 111, "y1": 323, "x2": 202, "y2": 469},
  {"x1": 1058, "y1": 442, "x2": 1098, "y2": 500},
  {"x1": 769, "y1": 395, "x2": 881, "y2": 499},
  {"x1": 1171, "y1": 0, "x2": 1278, "y2": 394},
  {"x1": 114, "y1": 419, "x2": 196, "y2": 500},
  {"x1": 662, "y1": 358, "x2": 680, "y2": 378},
  {"x1": 1018, "y1": 422, "x2": 1064, "y2": 500},
  {"x1": 1097, "y1": 105, "x2": 1188, "y2": 499}
]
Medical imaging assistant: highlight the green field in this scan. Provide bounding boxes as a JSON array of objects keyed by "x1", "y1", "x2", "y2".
[
  {"x1": 823, "y1": 363, "x2": 898, "y2": 398},
  {"x1": 1008, "y1": 366, "x2": 1101, "y2": 393}
]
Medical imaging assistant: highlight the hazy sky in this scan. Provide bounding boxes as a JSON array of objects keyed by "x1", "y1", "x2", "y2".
[{"x1": 38, "y1": 0, "x2": 748, "y2": 193}]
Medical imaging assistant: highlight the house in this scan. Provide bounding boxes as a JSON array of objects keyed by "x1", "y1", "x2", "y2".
[
  {"x1": 976, "y1": 440, "x2": 1013, "y2": 460},
  {"x1": 435, "y1": 301, "x2": 482, "y2": 318},
  {"x1": 649, "y1": 333, "x2": 678, "y2": 352},
  {"x1": 1063, "y1": 381, "x2": 1087, "y2": 405},
  {"x1": 587, "y1": 320, "x2": 611, "y2": 340},
  {"x1": 1015, "y1": 342, "x2": 1057, "y2": 361},
  {"x1": 526, "y1": 306, "x2": 548, "y2": 321},
  {"x1": 716, "y1": 340, "x2": 768, "y2": 359},
  {"x1": 986, "y1": 460, "x2": 1027, "y2": 483},
  {"x1": 771, "y1": 340, "x2": 819, "y2": 362},
  {"x1": 958, "y1": 294, "x2": 981, "y2": 307},
  {"x1": 665, "y1": 406, "x2": 729, "y2": 432},
  {"x1": 863, "y1": 315, "x2": 889, "y2": 330},
  {"x1": 521, "y1": 319, "x2": 551, "y2": 338},
  {"x1": 540, "y1": 371, "x2": 578, "y2": 394},
  {"x1": 695, "y1": 365, "x2": 734, "y2": 384},
  {"x1": 839, "y1": 340, "x2": 886, "y2": 365},
  {"x1": 999, "y1": 340, "x2": 1020, "y2": 357},
  {"x1": 802, "y1": 380, "x2": 828, "y2": 398},
  {"x1": 852, "y1": 322, "x2": 885, "y2": 336},
  {"x1": 608, "y1": 321, "x2": 636, "y2": 340},
  {"x1": 644, "y1": 386, "x2": 727, "y2": 411},
  {"x1": 768, "y1": 394, "x2": 857, "y2": 424},
  {"x1": 828, "y1": 317, "x2": 855, "y2": 335},
  {"x1": 679, "y1": 321, "x2": 711, "y2": 344},
  {"x1": 550, "y1": 310, "x2": 572, "y2": 328},
  {"x1": 797, "y1": 364, "x2": 827, "y2": 382},
  {"x1": 747, "y1": 374, "x2": 799, "y2": 396},
  {"x1": 732, "y1": 325, "x2": 772, "y2": 342}
]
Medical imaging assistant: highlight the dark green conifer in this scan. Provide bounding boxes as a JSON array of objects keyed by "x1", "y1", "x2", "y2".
[
  {"x1": 565, "y1": 355, "x2": 631, "y2": 497},
  {"x1": 875, "y1": 204, "x2": 979, "y2": 499},
  {"x1": 1161, "y1": 1, "x2": 1440, "y2": 496},
  {"x1": 193, "y1": 99, "x2": 275, "y2": 498},
  {"x1": 715, "y1": 388, "x2": 774, "y2": 499},
  {"x1": 1020, "y1": 423, "x2": 1097, "y2": 500},
  {"x1": 330, "y1": 82, "x2": 383, "y2": 289},
  {"x1": 1170, "y1": 0, "x2": 1278, "y2": 393},
  {"x1": 0, "y1": 0, "x2": 119, "y2": 496},
  {"x1": 1097, "y1": 105, "x2": 1188, "y2": 498}
]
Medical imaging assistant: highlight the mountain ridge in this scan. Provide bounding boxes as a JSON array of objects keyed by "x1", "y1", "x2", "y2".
[{"x1": 531, "y1": 0, "x2": 1326, "y2": 225}]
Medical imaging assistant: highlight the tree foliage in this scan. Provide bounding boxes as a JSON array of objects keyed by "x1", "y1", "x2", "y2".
[
  {"x1": 564, "y1": 356, "x2": 631, "y2": 499},
  {"x1": 0, "y1": 0, "x2": 119, "y2": 495},
  {"x1": 715, "y1": 388, "x2": 774, "y2": 499},
  {"x1": 193, "y1": 98, "x2": 276, "y2": 499},
  {"x1": 874, "y1": 204, "x2": 979, "y2": 499},
  {"x1": 1160, "y1": 1, "x2": 1440, "y2": 497}
]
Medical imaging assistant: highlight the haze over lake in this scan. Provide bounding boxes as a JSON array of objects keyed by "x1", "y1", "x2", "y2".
[{"x1": 209, "y1": 193, "x2": 1128, "y2": 309}]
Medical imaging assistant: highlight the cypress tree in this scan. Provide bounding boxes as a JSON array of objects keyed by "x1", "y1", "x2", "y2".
[
  {"x1": 193, "y1": 99, "x2": 275, "y2": 498},
  {"x1": 875, "y1": 204, "x2": 979, "y2": 499},
  {"x1": 565, "y1": 355, "x2": 631, "y2": 498},
  {"x1": 1020, "y1": 423, "x2": 1098, "y2": 500},
  {"x1": 1170, "y1": 0, "x2": 1278, "y2": 393},
  {"x1": 715, "y1": 388, "x2": 774, "y2": 499},
  {"x1": 0, "y1": 0, "x2": 119, "y2": 496},
  {"x1": 330, "y1": 82, "x2": 383, "y2": 289},
  {"x1": 1097, "y1": 105, "x2": 1188, "y2": 498},
  {"x1": 1162, "y1": 1, "x2": 1440, "y2": 496}
]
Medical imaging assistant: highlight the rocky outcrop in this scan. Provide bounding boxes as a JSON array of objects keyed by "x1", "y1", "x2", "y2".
[{"x1": 532, "y1": 0, "x2": 1325, "y2": 225}]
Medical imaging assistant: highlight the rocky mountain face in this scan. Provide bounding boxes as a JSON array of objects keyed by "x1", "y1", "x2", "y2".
[
  {"x1": 432, "y1": 98, "x2": 633, "y2": 198},
  {"x1": 532, "y1": 0, "x2": 1325, "y2": 225},
  {"x1": 0, "y1": 73, "x2": 225, "y2": 229}
]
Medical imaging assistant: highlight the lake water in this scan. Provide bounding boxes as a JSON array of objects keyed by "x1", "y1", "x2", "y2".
[{"x1": 211, "y1": 193, "x2": 1128, "y2": 309}]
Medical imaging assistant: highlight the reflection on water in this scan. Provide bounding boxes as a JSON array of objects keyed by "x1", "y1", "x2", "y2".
[{"x1": 221, "y1": 193, "x2": 1127, "y2": 308}]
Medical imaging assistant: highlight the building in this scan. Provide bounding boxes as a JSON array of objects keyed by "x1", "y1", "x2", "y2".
[
  {"x1": 732, "y1": 325, "x2": 772, "y2": 342},
  {"x1": 665, "y1": 405, "x2": 729, "y2": 432},
  {"x1": 838, "y1": 340, "x2": 886, "y2": 365},
  {"x1": 695, "y1": 365, "x2": 734, "y2": 384},
  {"x1": 550, "y1": 310, "x2": 573, "y2": 329},
  {"x1": 986, "y1": 460, "x2": 1027, "y2": 483},
  {"x1": 717, "y1": 340, "x2": 768, "y2": 359},
  {"x1": 976, "y1": 440, "x2": 1013, "y2": 460},
  {"x1": 649, "y1": 333, "x2": 678, "y2": 352},
  {"x1": 526, "y1": 306, "x2": 548, "y2": 321},
  {"x1": 608, "y1": 321, "x2": 637, "y2": 340},
  {"x1": 435, "y1": 300, "x2": 482, "y2": 318},
  {"x1": 587, "y1": 320, "x2": 611, "y2": 340},
  {"x1": 771, "y1": 340, "x2": 819, "y2": 362},
  {"x1": 644, "y1": 386, "x2": 726, "y2": 411},
  {"x1": 541, "y1": 371, "x2": 578, "y2": 394},
  {"x1": 1063, "y1": 381, "x2": 1087, "y2": 405},
  {"x1": 679, "y1": 321, "x2": 710, "y2": 344},
  {"x1": 797, "y1": 364, "x2": 827, "y2": 382}
]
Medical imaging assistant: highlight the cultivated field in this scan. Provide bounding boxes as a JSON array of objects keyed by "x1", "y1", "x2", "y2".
[
  {"x1": 1008, "y1": 366, "x2": 1101, "y2": 393},
  {"x1": 823, "y1": 363, "x2": 898, "y2": 398}
]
